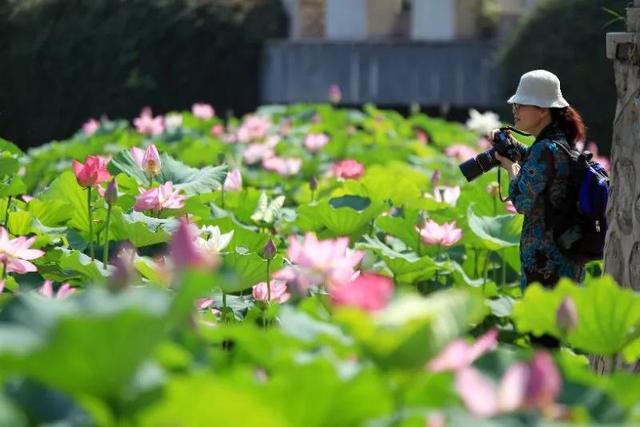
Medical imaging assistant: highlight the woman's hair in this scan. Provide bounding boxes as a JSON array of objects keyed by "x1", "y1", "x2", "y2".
[{"x1": 550, "y1": 106, "x2": 586, "y2": 147}]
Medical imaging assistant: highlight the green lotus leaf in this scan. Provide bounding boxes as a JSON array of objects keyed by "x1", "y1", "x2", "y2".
[
  {"x1": 221, "y1": 251, "x2": 284, "y2": 293},
  {"x1": 336, "y1": 289, "x2": 486, "y2": 370},
  {"x1": 358, "y1": 235, "x2": 437, "y2": 284},
  {"x1": 108, "y1": 208, "x2": 177, "y2": 247},
  {"x1": 303, "y1": 195, "x2": 384, "y2": 237},
  {"x1": 513, "y1": 276, "x2": 640, "y2": 356},
  {"x1": 0, "y1": 287, "x2": 171, "y2": 399},
  {"x1": 467, "y1": 205, "x2": 522, "y2": 250},
  {"x1": 109, "y1": 150, "x2": 226, "y2": 195},
  {"x1": 39, "y1": 171, "x2": 90, "y2": 233}
]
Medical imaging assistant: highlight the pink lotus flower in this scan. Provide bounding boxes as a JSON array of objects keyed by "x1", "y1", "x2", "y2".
[
  {"x1": 0, "y1": 228, "x2": 45, "y2": 274},
  {"x1": 195, "y1": 298, "x2": 221, "y2": 317},
  {"x1": 444, "y1": 144, "x2": 477, "y2": 162},
  {"x1": 210, "y1": 124, "x2": 224, "y2": 137},
  {"x1": 131, "y1": 144, "x2": 162, "y2": 175},
  {"x1": 72, "y1": 156, "x2": 112, "y2": 188},
  {"x1": 328, "y1": 84, "x2": 342, "y2": 103},
  {"x1": 192, "y1": 103, "x2": 215, "y2": 120},
  {"x1": 478, "y1": 136, "x2": 492, "y2": 150},
  {"x1": 237, "y1": 115, "x2": 272, "y2": 143},
  {"x1": 262, "y1": 156, "x2": 302, "y2": 176},
  {"x1": 38, "y1": 280, "x2": 75, "y2": 299},
  {"x1": 416, "y1": 130, "x2": 429, "y2": 144},
  {"x1": 82, "y1": 118, "x2": 100, "y2": 135},
  {"x1": 169, "y1": 218, "x2": 218, "y2": 270},
  {"x1": 425, "y1": 413, "x2": 445, "y2": 427},
  {"x1": 110, "y1": 243, "x2": 138, "y2": 287},
  {"x1": 223, "y1": 168, "x2": 242, "y2": 191},
  {"x1": 330, "y1": 272, "x2": 394, "y2": 312},
  {"x1": 21, "y1": 195, "x2": 34, "y2": 203},
  {"x1": 456, "y1": 351, "x2": 562, "y2": 419},
  {"x1": 134, "y1": 107, "x2": 164, "y2": 136},
  {"x1": 418, "y1": 220, "x2": 463, "y2": 247},
  {"x1": 280, "y1": 119, "x2": 292, "y2": 136},
  {"x1": 252, "y1": 280, "x2": 290, "y2": 303},
  {"x1": 432, "y1": 186, "x2": 461, "y2": 206},
  {"x1": 134, "y1": 182, "x2": 185, "y2": 213},
  {"x1": 331, "y1": 159, "x2": 364, "y2": 180},
  {"x1": 304, "y1": 133, "x2": 329, "y2": 152},
  {"x1": 243, "y1": 142, "x2": 276, "y2": 165},
  {"x1": 0, "y1": 280, "x2": 4, "y2": 293},
  {"x1": 273, "y1": 233, "x2": 364, "y2": 292},
  {"x1": 196, "y1": 298, "x2": 215, "y2": 310},
  {"x1": 427, "y1": 328, "x2": 498, "y2": 372}
]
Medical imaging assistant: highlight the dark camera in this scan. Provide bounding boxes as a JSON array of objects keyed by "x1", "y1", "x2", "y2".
[{"x1": 458, "y1": 129, "x2": 522, "y2": 182}]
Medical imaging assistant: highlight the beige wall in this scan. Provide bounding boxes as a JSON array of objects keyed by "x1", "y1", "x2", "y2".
[
  {"x1": 366, "y1": 0, "x2": 404, "y2": 38},
  {"x1": 325, "y1": 0, "x2": 404, "y2": 40},
  {"x1": 289, "y1": 0, "x2": 528, "y2": 41},
  {"x1": 291, "y1": 0, "x2": 325, "y2": 39},
  {"x1": 413, "y1": 0, "x2": 481, "y2": 41}
]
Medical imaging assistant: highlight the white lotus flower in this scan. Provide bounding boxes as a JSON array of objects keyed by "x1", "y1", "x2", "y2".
[
  {"x1": 197, "y1": 226, "x2": 234, "y2": 254},
  {"x1": 465, "y1": 109, "x2": 501, "y2": 135},
  {"x1": 164, "y1": 114, "x2": 183, "y2": 133}
]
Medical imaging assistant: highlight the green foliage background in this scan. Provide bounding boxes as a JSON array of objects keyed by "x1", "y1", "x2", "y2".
[
  {"x1": 498, "y1": 0, "x2": 629, "y2": 153},
  {"x1": 0, "y1": 0, "x2": 286, "y2": 148}
]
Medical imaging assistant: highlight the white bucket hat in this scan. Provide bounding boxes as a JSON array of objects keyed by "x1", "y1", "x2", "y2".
[{"x1": 507, "y1": 69, "x2": 569, "y2": 108}]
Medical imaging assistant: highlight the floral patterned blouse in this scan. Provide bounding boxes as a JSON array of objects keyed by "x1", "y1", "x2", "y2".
[{"x1": 508, "y1": 124, "x2": 585, "y2": 289}]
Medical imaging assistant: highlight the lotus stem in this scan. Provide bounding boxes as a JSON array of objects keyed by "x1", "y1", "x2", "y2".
[
  {"x1": 266, "y1": 259, "x2": 272, "y2": 302},
  {"x1": 87, "y1": 186, "x2": 94, "y2": 260},
  {"x1": 103, "y1": 204, "x2": 112, "y2": 269},
  {"x1": 3, "y1": 195, "x2": 12, "y2": 230}
]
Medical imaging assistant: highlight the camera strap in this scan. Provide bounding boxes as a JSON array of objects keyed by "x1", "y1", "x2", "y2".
[
  {"x1": 497, "y1": 167, "x2": 510, "y2": 203},
  {"x1": 496, "y1": 126, "x2": 529, "y2": 204}
]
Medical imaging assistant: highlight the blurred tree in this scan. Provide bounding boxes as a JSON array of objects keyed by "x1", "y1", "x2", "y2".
[
  {"x1": 498, "y1": 0, "x2": 629, "y2": 154},
  {"x1": 0, "y1": 0, "x2": 287, "y2": 147}
]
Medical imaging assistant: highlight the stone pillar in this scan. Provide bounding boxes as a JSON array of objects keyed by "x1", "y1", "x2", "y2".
[
  {"x1": 411, "y1": 0, "x2": 481, "y2": 41},
  {"x1": 595, "y1": 1, "x2": 640, "y2": 374}
]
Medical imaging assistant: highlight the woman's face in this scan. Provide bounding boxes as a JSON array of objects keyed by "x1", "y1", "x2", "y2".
[{"x1": 512, "y1": 103, "x2": 550, "y2": 135}]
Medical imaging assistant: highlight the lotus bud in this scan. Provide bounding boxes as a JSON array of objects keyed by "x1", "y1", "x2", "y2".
[
  {"x1": 309, "y1": 176, "x2": 318, "y2": 192},
  {"x1": 109, "y1": 243, "x2": 137, "y2": 292},
  {"x1": 556, "y1": 296, "x2": 578, "y2": 331},
  {"x1": 431, "y1": 169, "x2": 441, "y2": 189},
  {"x1": 105, "y1": 179, "x2": 118, "y2": 205},
  {"x1": 262, "y1": 239, "x2": 277, "y2": 261},
  {"x1": 486, "y1": 182, "x2": 500, "y2": 198},
  {"x1": 328, "y1": 84, "x2": 342, "y2": 104},
  {"x1": 141, "y1": 144, "x2": 162, "y2": 175}
]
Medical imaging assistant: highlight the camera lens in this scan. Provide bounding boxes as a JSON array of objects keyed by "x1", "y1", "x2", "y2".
[
  {"x1": 459, "y1": 158, "x2": 484, "y2": 182},
  {"x1": 476, "y1": 149, "x2": 500, "y2": 172}
]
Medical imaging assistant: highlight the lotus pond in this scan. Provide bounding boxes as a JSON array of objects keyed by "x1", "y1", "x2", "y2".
[{"x1": 0, "y1": 103, "x2": 637, "y2": 426}]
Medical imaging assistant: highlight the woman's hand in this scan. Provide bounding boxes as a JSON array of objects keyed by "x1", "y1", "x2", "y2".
[
  {"x1": 495, "y1": 152, "x2": 521, "y2": 178},
  {"x1": 487, "y1": 129, "x2": 500, "y2": 145}
]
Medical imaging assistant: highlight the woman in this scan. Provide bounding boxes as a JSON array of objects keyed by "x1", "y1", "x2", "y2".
[{"x1": 493, "y1": 69, "x2": 586, "y2": 289}]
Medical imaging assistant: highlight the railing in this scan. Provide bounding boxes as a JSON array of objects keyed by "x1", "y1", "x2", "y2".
[{"x1": 261, "y1": 39, "x2": 502, "y2": 107}]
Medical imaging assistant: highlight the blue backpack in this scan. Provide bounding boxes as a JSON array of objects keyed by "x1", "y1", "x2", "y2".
[{"x1": 547, "y1": 140, "x2": 609, "y2": 263}]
